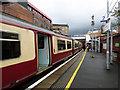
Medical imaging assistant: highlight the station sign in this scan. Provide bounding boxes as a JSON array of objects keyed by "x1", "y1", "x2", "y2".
[
  {"x1": 115, "y1": 43, "x2": 120, "y2": 47},
  {"x1": 101, "y1": 25, "x2": 106, "y2": 34},
  {"x1": 105, "y1": 22, "x2": 110, "y2": 32},
  {"x1": 103, "y1": 43, "x2": 107, "y2": 49}
]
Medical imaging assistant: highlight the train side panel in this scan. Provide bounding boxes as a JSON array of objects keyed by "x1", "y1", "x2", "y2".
[
  {"x1": 73, "y1": 40, "x2": 79, "y2": 54},
  {"x1": 1, "y1": 23, "x2": 37, "y2": 88},
  {"x1": 52, "y1": 36, "x2": 72, "y2": 64},
  {"x1": 0, "y1": 19, "x2": 82, "y2": 89}
]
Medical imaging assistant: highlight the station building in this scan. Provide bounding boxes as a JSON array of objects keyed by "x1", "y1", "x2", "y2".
[
  {"x1": 87, "y1": 28, "x2": 120, "y2": 62},
  {"x1": 1, "y1": 1, "x2": 53, "y2": 30},
  {"x1": 69, "y1": 34, "x2": 86, "y2": 46},
  {"x1": 53, "y1": 24, "x2": 69, "y2": 36}
]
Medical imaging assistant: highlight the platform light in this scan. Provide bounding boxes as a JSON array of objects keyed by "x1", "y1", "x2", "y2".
[{"x1": 91, "y1": 21, "x2": 94, "y2": 26}]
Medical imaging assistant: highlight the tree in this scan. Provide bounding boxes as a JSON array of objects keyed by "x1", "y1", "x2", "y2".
[{"x1": 111, "y1": 7, "x2": 120, "y2": 27}]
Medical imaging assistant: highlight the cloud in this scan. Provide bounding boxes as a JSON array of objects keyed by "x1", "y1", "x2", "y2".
[{"x1": 29, "y1": 0, "x2": 111, "y2": 34}]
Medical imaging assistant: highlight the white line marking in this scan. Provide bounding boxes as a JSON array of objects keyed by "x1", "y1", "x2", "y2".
[{"x1": 25, "y1": 51, "x2": 82, "y2": 90}]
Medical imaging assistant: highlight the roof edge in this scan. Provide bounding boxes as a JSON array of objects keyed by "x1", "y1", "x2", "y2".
[{"x1": 28, "y1": 2, "x2": 52, "y2": 21}]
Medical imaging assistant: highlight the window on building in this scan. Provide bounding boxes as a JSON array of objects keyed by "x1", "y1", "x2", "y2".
[
  {"x1": 46, "y1": 23, "x2": 48, "y2": 29},
  {"x1": 57, "y1": 40, "x2": 66, "y2": 51},
  {"x1": 67, "y1": 41, "x2": 71, "y2": 49},
  {"x1": 48, "y1": 20, "x2": 50, "y2": 23},
  {"x1": 0, "y1": 31, "x2": 20, "y2": 60},
  {"x1": 38, "y1": 34, "x2": 44, "y2": 49},
  {"x1": 41, "y1": 20, "x2": 44, "y2": 27},
  {"x1": 27, "y1": 6, "x2": 32, "y2": 11},
  {"x1": 50, "y1": 25, "x2": 52, "y2": 30},
  {"x1": 34, "y1": 17, "x2": 39, "y2": 25},
  {"x1": 62, "y1": 28, "x2": 64, "y2": 31}
]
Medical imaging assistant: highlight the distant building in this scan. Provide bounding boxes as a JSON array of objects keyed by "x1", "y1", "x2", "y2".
[
  {"x1": 1, "y1": 1, "x2": 53, "y2": 30},
  {"x1": 53, "y1": 24, "x2": 69, "y2": 35},
  {"x1": 88, "y1": 30, "x2": 101, "y2": 38},
  {"x1": 88, "y1": 29, "x2": 118, "y2": 39},
  {"x1": 69, "y1": 34, "x2": 86, "y2": 45}
]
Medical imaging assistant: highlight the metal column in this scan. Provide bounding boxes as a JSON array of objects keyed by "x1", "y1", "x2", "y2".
[
  {"x1": 110, "y1": 27, "x2": 113, "y2": 64},
  {"x1": 106, "y1": 31, "x2": 110, "y2": 69},
  {"x1": 95, "y1": 34, "x2": 97, "y2": 53},
  {"x1": 92, "y1": 28, "x2": 93, "y2": 54},
  {"x1": 106, "y1": 0, "x2": 110, "y2": 69},
  {"x1": 98, "y1": 37, "x2": 100, "y2": 53}
]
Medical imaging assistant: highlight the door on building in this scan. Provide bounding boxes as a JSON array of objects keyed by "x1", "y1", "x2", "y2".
[{"x1": 37, "y1": 33, "x2": 50, "y2": 72}]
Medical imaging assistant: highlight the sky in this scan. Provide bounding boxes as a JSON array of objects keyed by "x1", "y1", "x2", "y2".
[{"x1": 29, "y1": 0, "x2": 119, "y2": 35}]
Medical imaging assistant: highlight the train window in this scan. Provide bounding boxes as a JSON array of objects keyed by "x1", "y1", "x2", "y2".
[
  {"x1": 1, "y1": 31, "x2": 19, "y2": 40},
  {"x1": 38, "y1": 35, "x2": 44, "y2": 49},
  {"x1": 75, "y1": 43, "x2": 78, "y2": 48},
  {"x1": 57, "y1": 40, "x2": 66, "y2": 51},
  {"x1": 67, "y1": 41, "x2": 71, "y2": 49},
  {"x1": 2, "y1": 41, "x2": 20, "y2": 60},
  {"x1": 0, "y1": 31, "x2": 20, "y2": 60},
  {"x1": 34, "y1": 17, "x2": 39, "y2": 25}
]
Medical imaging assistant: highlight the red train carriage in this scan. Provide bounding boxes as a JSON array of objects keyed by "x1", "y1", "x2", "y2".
[
  {"x1": 52, "y1": 36, "x2": 73, "y2": 64},
  {"x1": 0, "y1": 13, "x2": 79, "y2": 89},
  {"x1": 1, "y1": 22, "x2": 37, "y2": 89},
  {"x1": 73, "y1": 40, "x2": 80, "y2": 54}
]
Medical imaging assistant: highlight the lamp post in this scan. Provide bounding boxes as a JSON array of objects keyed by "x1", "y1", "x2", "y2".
[{"x1": 91, "y1": 15, "x2": 95, "y2": 58}]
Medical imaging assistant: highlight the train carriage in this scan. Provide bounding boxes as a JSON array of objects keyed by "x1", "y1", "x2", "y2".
[
  {"x1": 1, "y1": 22, "x2": 37, "y2": 88},
  {"x1": 52, "y1": 36, "x2": 73, "y2": 64},
  {"x1": 0, "y1": 13, "x2": 82, "y2": 89},
  {"x1": 73, "y1": 40, "x2": 79, "y2": 54}
]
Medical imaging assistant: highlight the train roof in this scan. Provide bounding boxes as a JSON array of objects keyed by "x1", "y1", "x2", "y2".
[{"x1": 0, "y1": 13, "x2": 72, "y2": 39}]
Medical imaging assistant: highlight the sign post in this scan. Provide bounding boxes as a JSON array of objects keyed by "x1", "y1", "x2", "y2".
[
  {"x1": 100, "y1": 0, "x2": 111, "y2": 69},
  {"x1": 106, "y1": 0, "x2": 110, "y2": 70}
]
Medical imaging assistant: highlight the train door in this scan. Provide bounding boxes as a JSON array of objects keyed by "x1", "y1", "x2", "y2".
[{"x1": 37, "y1": 33, "x2": 50, "y2": 72}]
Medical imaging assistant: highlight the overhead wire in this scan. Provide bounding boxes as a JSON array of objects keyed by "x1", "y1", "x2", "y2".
[
  {"x1": 104, "y1": 0, "x2": 119, "y2": 17},
  {"x1": 110, "y1": 0, "x2": 119, "y2": 12},
  {"x1": 110, "y1": 0, "x2": 114, "y2": 7}
]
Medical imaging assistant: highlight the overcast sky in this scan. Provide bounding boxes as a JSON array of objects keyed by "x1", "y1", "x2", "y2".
[{"x1": 29, "y1": 0, "x2": 119, "y2": 35}]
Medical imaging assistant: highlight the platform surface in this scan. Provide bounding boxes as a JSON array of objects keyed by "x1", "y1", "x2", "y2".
[
  {"x1": 33, "y1": 50, "x2": 84, "y2": 89},
  {"x1": 51, "y1": 51, "x2": 119, "y2": 89},
  {"x1": 33, "y1": 50, "x2": 119, "y2": 89}
]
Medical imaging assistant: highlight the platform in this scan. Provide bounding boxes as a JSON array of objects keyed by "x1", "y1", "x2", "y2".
[{"x1": 32, "y1": 50, "x2": 119, "y2": 89}]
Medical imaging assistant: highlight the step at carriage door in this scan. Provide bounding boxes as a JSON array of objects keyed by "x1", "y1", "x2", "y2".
[{"x1": 37, "y1": 33, "x2": 50, "y2": 72}]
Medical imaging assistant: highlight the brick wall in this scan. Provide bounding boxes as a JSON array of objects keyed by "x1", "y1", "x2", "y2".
[
  {"x1": 1, "y1": 3, "x2": 53, "y2": 30},
  {"x1": 100, "y1": 34, "x2": 120, "y2": 62},
  {"x1": 2, "y1": 3, "x2": 34, "y2": 23}
]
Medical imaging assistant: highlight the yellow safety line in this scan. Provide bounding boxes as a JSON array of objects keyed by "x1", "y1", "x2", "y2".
[{"x1": 65, "y1": 49, "x2": 87, "y2": 89}]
